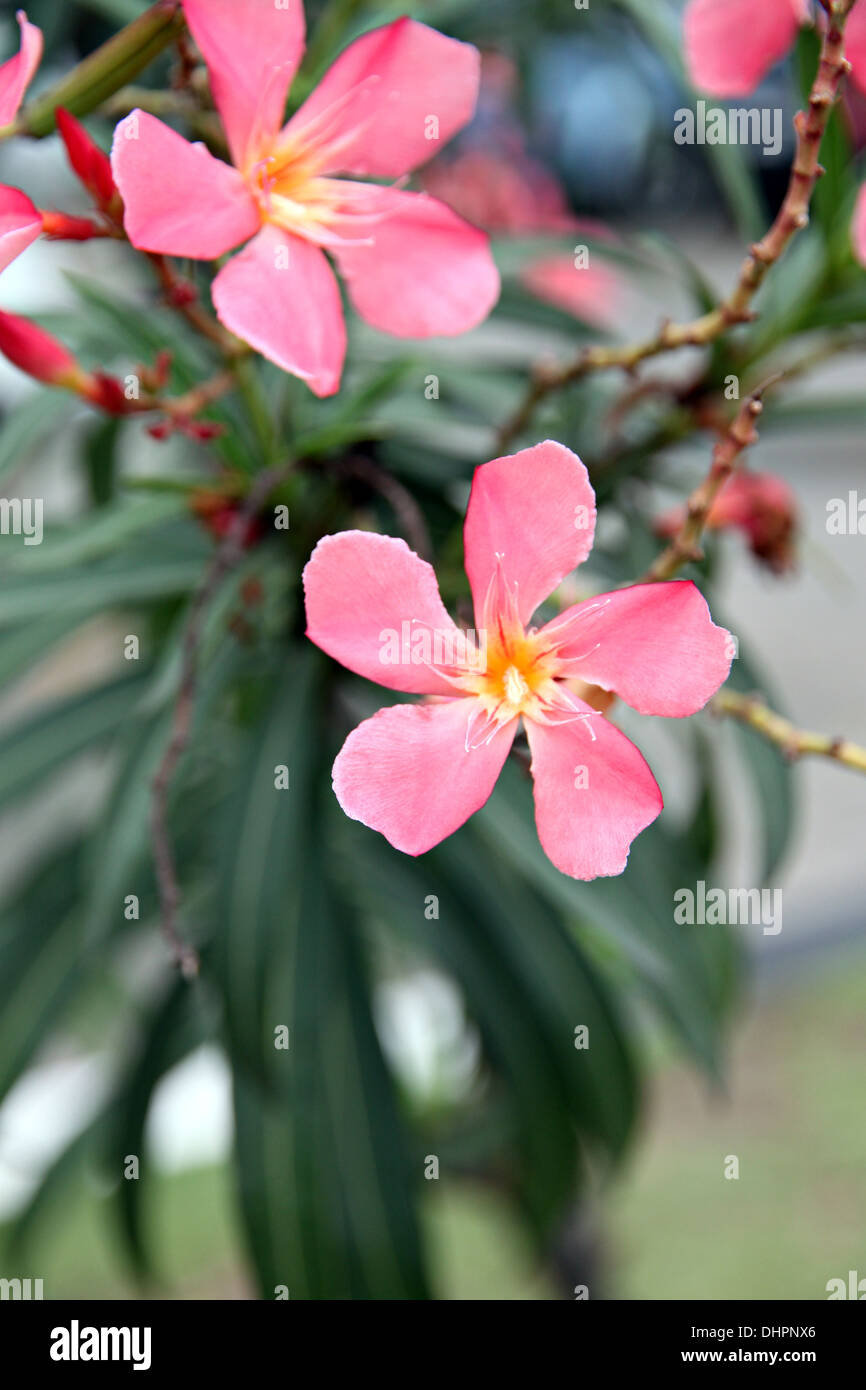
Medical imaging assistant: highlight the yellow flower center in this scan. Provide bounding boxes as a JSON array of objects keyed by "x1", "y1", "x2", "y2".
[{"x1": 461, "y1": 623, "x2": 561, "y2": 723}]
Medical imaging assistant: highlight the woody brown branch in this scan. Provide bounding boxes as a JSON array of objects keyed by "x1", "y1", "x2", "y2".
[
  {"x1": 641, "y1": 382, "x2": 771, "y2": 583},
  {"x1": 496, "y1": 1, "x2": 856, "y2": 452}
]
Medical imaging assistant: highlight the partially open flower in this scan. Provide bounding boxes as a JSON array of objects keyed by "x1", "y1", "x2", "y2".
[
  {"x1": 519, "y1": 254, "x2": 623, "y2": 330},
  {"x1": 304, "y1": 442, "x2": 734, "y2": 880},
  {"x1": 111, "y1": 1, "x2": 499, "y2": 396}
]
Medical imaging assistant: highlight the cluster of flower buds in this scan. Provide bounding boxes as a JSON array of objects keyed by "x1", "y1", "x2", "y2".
[
  {"x1": 0, "y1": 308, "x2": 119, "y2": 404},
  {"x1": 147, "y1": 416, "x2": 225, "y2": 442}
]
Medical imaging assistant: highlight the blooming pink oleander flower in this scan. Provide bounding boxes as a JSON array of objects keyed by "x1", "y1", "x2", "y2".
[
  {"x1": 303, "y1": 442, "x2": 734, "y2": 880},
  {"x1": 684, "y1": 0, "x2": 866, "y2": 98},
  {"x1": 110, "y1": 0, "x2": 499, "y2": 397}
]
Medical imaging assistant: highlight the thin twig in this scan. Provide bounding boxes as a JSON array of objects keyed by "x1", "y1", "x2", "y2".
[
  {"x1": 495, "y1": 1, "x2": 856, "y2": 452},
  {"x1": 641, "y1": 379, "x2": 776, "y2": 582},
  {"x1": 149, "y1": 462, "x2": 293, "y2": 976},
  {"x1": 146, "y1": 253, "x2": 242, "y2": 354},
  {"x1": 713, "y1": 689, "x2": 866, "y2": 774}
]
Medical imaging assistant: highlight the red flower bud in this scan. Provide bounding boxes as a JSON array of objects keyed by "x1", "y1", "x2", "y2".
[
  {"x1": 40, "y1": 209, "x2": 107, "y2": 241},
  {"x1": 83, "y1": 371, "x2": 129, "y2": 415},
  {"x1": 0, "y1": 309, "x2": 92, "y2": 391},
  {"x1": 55, "y1": 108, "x2": 122, "y2": 221},
  {"x1": 189, "y1": 490, "x2": 263, "y2": 547}
]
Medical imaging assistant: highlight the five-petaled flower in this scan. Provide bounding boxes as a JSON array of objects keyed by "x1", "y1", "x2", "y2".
[
  {"x1": 304, "y1": 442, "x2": 734, "y2": 880},
  {"x1": 110, "y1": 0, "x2": 500, "y2": 397},
  {"x1": 683, "y1": 0, "x2": 866, "y2": 98}
]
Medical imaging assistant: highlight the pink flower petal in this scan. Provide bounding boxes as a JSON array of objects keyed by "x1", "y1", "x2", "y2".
[
  {"x1": 333, "y1": 698, "x2": 517, "y2": 855},
  {"x1": 211, "y1": 223, "x2": 345, "y2": 395},
  {"x1": 526, "y1": 707, "x2": 663, "y2": 880},
  {"x1": 304, "y1": 531, "x2": 465, "y2": 695},
  {"x1": 540, "y1": 581, "x2": 734, "y2": 718},
  {"x1": 853, "y1": 182, "x2": 866, "y2": 267},
  {"x1": 333, "y1": 188, "x2": 498, "y2": 338},
  {"x1": 683, "y1": 0, "x2": 803, "y2": 96},
  {"x1": 847, "y1": 0, "x2": 866, "y2": 97},
  {"x1": 182, "y1": 0, "x2": 306, "y2": 168},
  {"x1": 0, "y1": 10, "x2": 42, "y2": 128},
  {"x1": 463, "y1": 441, "x2": 597, "y2": 629},
  {"x1": 0, "y1": 184, "x2": 41, "y2": 272},
  {"x1": 111, "y1": 111, "x2": 259, "y2": 258},
  {"x1": 287, "y1": 16, "x2": 479, "y2": 178}
]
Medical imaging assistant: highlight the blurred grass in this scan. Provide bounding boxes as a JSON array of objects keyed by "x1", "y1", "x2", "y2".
[
  {"x1": 2, "y1": 949, "x2": 864, "y2": 1300},
  {"x1": 608, "y1": 946, "x2": 866, "y2": 1301}
]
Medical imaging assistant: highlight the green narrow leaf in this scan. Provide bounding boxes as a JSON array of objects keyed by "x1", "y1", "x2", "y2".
[
  {"x1": 214, "y1": 651, "x2": 428, "y2": 1297},
  {"x1": 232, "y1": 854, "x2": 429, "y2": 1300},
  {"x1": 106, "y1": 978, "x2": 209, "y2": 1282},
  {"x1": 0, "y1": 671, "x2": 150, "y2": 811}
]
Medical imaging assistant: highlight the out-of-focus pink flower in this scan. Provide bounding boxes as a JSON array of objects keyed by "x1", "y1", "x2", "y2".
[
  {"x1": 304, "y1": 441, "x2": 733, "y2": 879},
  {"x1": 422, "y1": 147, "x2": 579, "y2": 235},
  {"x1": 519, "y1": 254, "x2": 623, "y2": 330},
  {"x1": 0, "y1": 9, "x2": 42, "y2": 128},
  {"x1": 111, "y1": 1, "x2": 499, "y2": 397},
  {"x1": 684, "y1": 0, "x2": 866, "y2": 98},
  {"x1": 422, "y1": 145, "x2": 625, "y2": 326},
  {"x1": 657, "y1": 470, "x2": 798, "y2": 573}
]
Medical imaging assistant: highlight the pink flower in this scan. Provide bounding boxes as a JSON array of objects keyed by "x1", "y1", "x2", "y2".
[
  {"x1": 110, "y1": 1, "x2": 499, "y2": 396},
  {"x1": 519, "y1": 254, "x2": 623, "y2": 330},
  {"x1": 684, "y1": 0, "x2": 866, "y2": 98},
  {"x1": 303, "y1": 442, "x2": 733, "y2": 879},
  {"x1": 422, "y1": 147, "x2": 581, "y2": 235},
  {"x1": 0, "y1": 9, "x2": 41, "y2": 129}
]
